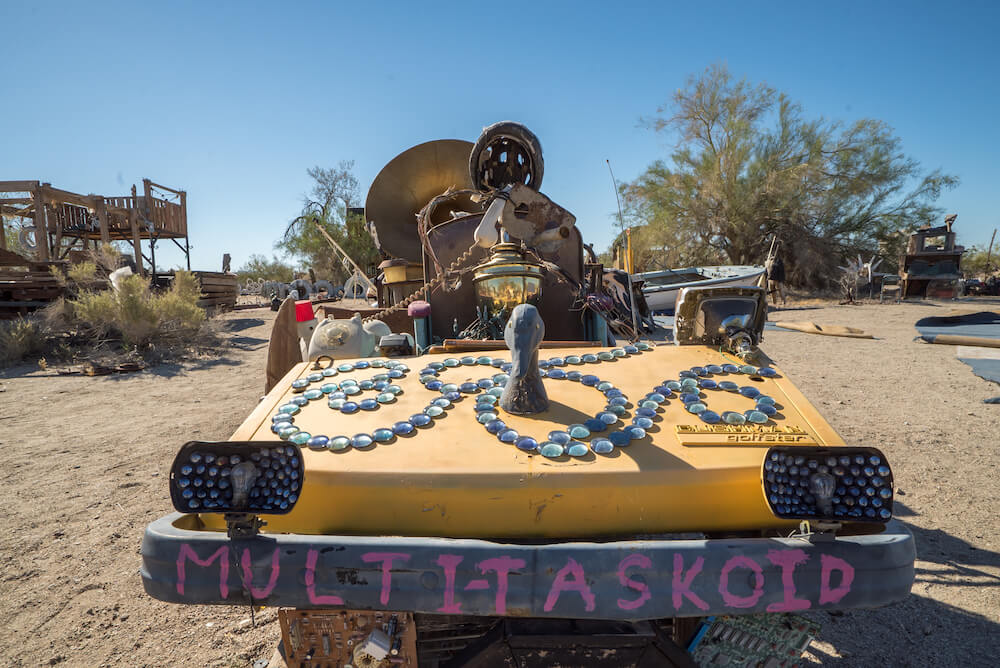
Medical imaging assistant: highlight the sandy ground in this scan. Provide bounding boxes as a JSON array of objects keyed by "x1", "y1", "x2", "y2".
[{"x1": 1, "y1": 301, "x2": 998, "y2": 667}]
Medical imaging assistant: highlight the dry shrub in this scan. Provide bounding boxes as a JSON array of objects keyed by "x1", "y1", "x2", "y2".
[
  {"x1": 0, "y1": 317, "x2": 45, "y2": 365},
  {"x1": 67, "y1": 261, "x2": 98, "y2": 283}
]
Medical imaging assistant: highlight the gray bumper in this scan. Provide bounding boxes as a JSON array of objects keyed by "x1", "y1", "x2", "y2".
[{"x1": 141, "y1": 514, "x2": 914, "y2": 620}]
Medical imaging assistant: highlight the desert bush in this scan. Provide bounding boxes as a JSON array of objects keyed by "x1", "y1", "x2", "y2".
[
  {"x1": 0, "y1": 317, "x2": 45, "y2": 365},
  {"x1": 67, "y1": 261, "x2": 98, "y2": 283}
]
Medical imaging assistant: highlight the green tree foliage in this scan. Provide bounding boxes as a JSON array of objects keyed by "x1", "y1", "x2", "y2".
[
  {"x1": 961, "y1": 244, "x2": 999, "y2": 278},
  {"x1": 236, "y1": 254, "x2": 296, "y2": 283},
  {"x1": 277, "y1": 162, "x2": 380, "y2": 283},
  {"x1": 622, "y1": 65, "x2": 958, "y2": 287}
]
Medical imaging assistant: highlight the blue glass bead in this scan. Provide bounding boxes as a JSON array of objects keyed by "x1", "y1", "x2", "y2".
[
  {"x1": 373, "y1": 428, "x2": 394, "y2": 443},
  {"x1": 646, "y1": 392, "x2": 666, "y2": 403},
  {"x1": 278, "y1": 426, "x2": 300, "y2": 439},
  {"x1": 410, "y1": 414, "x2": 432, "y2": 427},
  {"x1": 706, "y1": 365, "x2": 724, "y2": 374},
  {"x1": 320, "y1": 383, "x2": 338, "y2": 394},
  {"x1": 611, "y1": 348, "x2": 626, "y2": 358},
  {"x1": 756, "y1": 404, "x2": 777, "y2": 416},
  {"x1": 590, "y1": 439, "x2": 614, "y2": 454},
  {"x1": 388, "y1": 369, "x2": 404, "y2": 379},
  {"x1": 321, "y1": 368, "x2": 337, "y2": 377},
  {"x1": 477, "y1": 394, "x2": 498, "y2": 405},
  {"x1": 583, "y1": 354, "x2": 599, "y2": 363},
  {"x1": 443, "y1": 358, "x2": 460, "y2": 368},
  {"x1": 272, "y1": 413, "x2": 293, "y2": 423},
  {"x1": 392, "y1": 421, "x2": 415, "y2": 436},
  {"x1": 756, "y1": 395, "x2": 776, "y2": 406},
  {"x1": 459, "y1": 356, "x2": 476, "y2": 366},
  {"x1": 745, "y1": 410, "x2": 768, "y2": 424},
  {"x1": 291, "y1": 379, "x2": 309, "y2": 390},
  {"x1": 623, "y1": 426, "x2": 644, "y2": 441},
  {"x1": 492, "y1": 373, "x2": 509, "y2": 385},
  {"x1": 425, "y1": 405, "x2": 444, "y2": 417},
  {"x1": 488, "y1": 387, "x2": 504, "y2": 397},
  {"x1": 476, "y1": 356, "x2": 492, "y2": 365},
  {"x1": 289, "y1": 432, "x2": 311, "y2": 446},
  {"x1": 623, "y1": 345, "x2": 639, "y2": 354},
  {"x1": 501, "y1": 363, "x2": 512, "y2": 373},
  {"x1": 605, "y1": 388, "x2": 623, "y2": 398},
  {"x1": 359, "y1": 380, "x2": 375, "y2": 390},
  {"x1": 546, "y1": 357, "x2": 565, "y2": 367},
  {"x1": 370, "y1": 359, "x2": 386, "y2": 368},
  {"x1": 290, "y1": 396, "x2": 309, "y2": 406},
  {"x1": 632, "y1": 417, "x2": 654, "y2": 429},
  {"x1": 499, "y1": 429, "x2": 519, "y2": 443},
  {"x1": 475, "y1": 403, "x2": 496, "y2": 414},
  {"x1": 373, "y1": 373, "x2": 390, "y2": 382},
  {"x1": 609, "y1": 396, "x2": 628, "y2": 407},
  {"x1": 306, "y1": 435, "x2": 329, "y2": 450},
  {"x1": 739, "y1": 386, "x2": 761, "y2": 399},
  {"x1": 680, "y1": 370, "x2": 697, "y2": 379},
  {"x1": 352, "y1": 433, "x2": 374, "y2": 448},
  {"x1": 691, "y1": 366, "x2": 707, "y2": 376},
  {"x1": 548, "y1": 431, "x2": 571, "y2": 445},
  {"x1": 699, "y1": 411, "x2": 721, "y2": 424},
  {"x1": 636, "y1": 341, "x2": 652, "y2": 351},
  {"x1": 340, "y1": 378, "x2": 358, "y2": 387},
  {"x1": 272, "y1": 421, "x2": 293, "y2": 434},
  {"x1": 597, "y1": 381, "x2": 614, "y2": 391},
  {"x1": 478, "y1": 412, "x2": 498, "y2": 424},
  {"x1": 567, "y1": 442, "x2": 589, "y2": 457},
  {"x1": 686, "y1": 402, "x2": 707, "y2": 414},
  {"x1": 757, "y1": 367, "x2": 778, "y2": 377},
  {"x1": 359, "y1": 399, "x2": 379, "y2": 411},
  {"x1": 654, "y1": 386, "x2": 674, "y2": 396},
  {"x1": 584, "y1": 418, "x2": 607, "y2": 433},
  {"x1": 547, "y1": 369, "x2": 567, "y2": 380},
  {"x1": 606, "y1": 405, "x2": 626, "y2": 416},
  {"x1": 353, "y1": 361, "x2": 370, "y2": 369},
  {"x1": 428, "y1": 361, "x2": 444, "y2": 370},
  {"x1": 568, "y1": 424, "x2": 591, "y2": 439},
  {"x1": 485, "y1": 420, "x2": 507, "y2": 434},
  {"x1": 377, "y1": 393, "x2": 395, "y2": 404},
  {"x1": 680, "y1": 392, "x2": 700, "y2": 404},
  {"x1": 564, "y1": 355, "x2": 581, "y2": 365},
  {"x1": 340, "y1": 402, "x2": 360, "y2": 414},
  {"x1": 722, "y1": 364, "x2": 740, "y2": 373},
  {"x1": 581, "y1": 375, "x2": 600, "y2": 386},
  {"x1": 343, "y1": 385, "x2": 360, "y2": 396},
  {"x1": 680, "y1": 378, "x2": 698, "y2": 390},
  {"x1": 477, "y1": 378, "x2": 495, "y2": 389},
  {"x1": 515, "y1": 436, "x2": 538, "y2": 452},
  {"x1": 608, "y1": 431, "x2": 631, "y2": 447},
  {"x1": 718, "y1": 381, "x2": 739, "y2": 391},
  {"x1": 491, "y1": 358, "x2": 506, "y2": 367},
  {"x1": 540, "y1": 442, "x2": 565, "y2": 458},
  {"x1": 445, "y1": 391, "x2": 462, "y2": 402},
  {"x1": 698, "y1": 379, "x2": 717, "y2": 390},
  {"x1": 425, "y1": 380, "x2": 443, "y2": 391},
  {"x1": 337, "y1": 363, "x2": 353, "y2": 372},
  {"x1": 566, "y1": 371, "x2": 583, "y2": 381},
  {"x1": 328, "y1": 398, "x2": 345, "y2": 409},
  {"x1": 597, "y1": 351, "x2": 614, "y2": 361},
  {"x1": 723, "y1": 411, "x2": 746, "y2": 425},
  {"x1": 460, "y1": 382, "x2": 479, "y2": 393},
  {"x1": 598, "y1": 411, "x2": 619, "y2": 424},
  {"x1": 635, "y1": 407, "x2": 656, "y2": 419}
]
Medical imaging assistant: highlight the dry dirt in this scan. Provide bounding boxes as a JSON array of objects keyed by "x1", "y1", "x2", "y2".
[{"x1": 1, "y1": 302, "x2": 998, "y2": 667}]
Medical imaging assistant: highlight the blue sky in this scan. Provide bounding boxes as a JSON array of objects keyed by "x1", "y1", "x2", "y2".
[{"x1": 3, "y1": 1, "x2": 998, "y2": 272}]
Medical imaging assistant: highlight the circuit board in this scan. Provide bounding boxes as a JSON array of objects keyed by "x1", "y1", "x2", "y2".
[
  {"x1": 279, "y1": 608, "x2": 417, "y2": 668},
  {"x1": 688, "y1": 613, "x2": 820, "y2": 667}
]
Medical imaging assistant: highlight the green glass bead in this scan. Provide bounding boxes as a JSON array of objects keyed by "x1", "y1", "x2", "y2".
[
  {"x1": 374, "y1": 373, "x2": 389, "y2": 381},
  {"x1": 492, "y1": 374, "x2": 510, "y2": 385},
  {"x1": 746, "y1": 410, "x2": 768, "y2": 424},
  {"x1": 666, "y1": 381, "x2": 682, "y2": 391},
  {"x1": 686, "y1": 402, "x2": 707, "y2": 414},
  {"x1": 337, "y1": 363, "x2": 353, "y2": 372},
  {"x1": 328, "y1": 398, "x2": 345, "y2": 409},
  {"x1": 540, "y1": 442, "x2": 565, "y2": 458},
  {"x1": 278, "y1": 404, "x2": 300, "y2": 415},
  {"x1": 420, "y1": 374, "x2": 436, "y2": 385},
  {"x1": 329, "y1": 436, "x2": 351, "y2": 451},
  {"x1": 757, "y1": 396, "x2": 776, "y2": 406},
  {"x1": 568, "y1": 424, "x2": 591, "y2": 439},
  {"x1": 321, "y1": 368, "x2": 338, "y2": 377},
  {"x1": 425, "y1": 405, "x2": 444, "y2": 417},
  {"x1": 477, "y1": 394, "x2": 498, "y2": 405},
  {"x1": 640, "y1": 400, "x2": 659, "y2": 410},
  {"x1": 477, "y1": 356, "x2": 493, "y2": 365},
  {"x1": 597, "y1": 351, "x2": 614, "y2": 361},
  {"x1": 582, "y1": 354, "x2": 599, "y2": 363},
  {"x1": 377, "y1": 393, "x2": 395, "y2": 404},
  {"x1": 567, "y1": 442, "x2": 589, "y2": 457},
  {"x1": 303, "y1": 389, "x2": 323, "y2": 400},
  {"x1": 597, "y1": 381, "x2": 614, "y2": 391},
  {"x1": 289, "y1": 432, "x2": 311, "y2": 445},
  {"x1": 607, "y1": 405, "x2": 626, "y2": 416},
  {"x1": 637, "y1": 342, "x2": 652, "y2": 351},
  {"x1": 320, "y1": 383, "x2": 337, "y2": 394},
  {"x1": 340, "y1": 378, "x2": 358, "y2": 387},
  {"x1": 386, "y1": 385, "x2": 403, "y2": 395},
  {"x1": 740, "y1": 365, "x2": 757, "y2": 374},
  {"x1": 277, "y1": 426, "x2": 300, "y2": 439},
  {"x1": 488, "y1": 387, "x2": 504, "y2": 397},
  {"x1": 566, "y1": 356, "x2": 582, "y2": 365},
  {"x1": 723, "y1": 411, "x2": 746, "y2": 425},
  {"x1": 443, "y1": 358, "x2": 460, "y2": 367},
  {"x1": 441, "y1": 383, "x2": 459, "y2": 393},
  {"x1": 370, "y1": 359, "x2": 386, "y2": 368},
  {"x1": 611, "y1": 348, "x2": 626, "y2": 358},
  {"x1": 373, "y1": 428, "x2": 394, "y2": 442},
  {"x1": 477, "y1": 412, "x2": 498, "y2": 424},
  {"x1": 460, "y1": 356, "x2": 476, "y2": 365},
  {"x1": 343, "y1": 385, "x2": 360, "y2": 395}
]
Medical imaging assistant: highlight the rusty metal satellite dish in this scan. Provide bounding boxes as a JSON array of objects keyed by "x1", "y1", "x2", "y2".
[{"x1": 365, "y1": 139, "x2": 479, "y2": 263}]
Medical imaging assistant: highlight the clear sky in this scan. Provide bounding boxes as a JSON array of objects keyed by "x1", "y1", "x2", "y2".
[{"x1": 3, "y1": 1, "x2": 998, "y2": 272}]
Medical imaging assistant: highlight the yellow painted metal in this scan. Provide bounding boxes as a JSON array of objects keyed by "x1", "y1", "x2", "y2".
[{"x1": 203, "y1": 345, "x2": 846, "y2": 539}]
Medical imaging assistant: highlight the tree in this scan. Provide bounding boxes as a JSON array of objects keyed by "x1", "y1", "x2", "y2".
[
  {"x1": 235, "y1": 254, "x2": 296, "y2": 283},
  {"x1": 961, "y1": 244, "x2": 999, "y2": 278},
  {"x1": 621, "y1": 65, "x2": 958, "y2": 287},
  {"x1": 277, "y1": 162, "x2": 380, "y2": 283}
]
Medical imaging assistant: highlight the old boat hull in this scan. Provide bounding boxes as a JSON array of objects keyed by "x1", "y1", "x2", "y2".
[{"x1": 639, "y1": 266, "x2": 765, "y2": 312}]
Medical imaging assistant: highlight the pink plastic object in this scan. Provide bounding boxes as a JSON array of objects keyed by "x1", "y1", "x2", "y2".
[
  {"x1": 407, "y1": 300, "x2": 431, "y2": 318},
  {"x1": 294, "y1": 300, "x2": 315, "y2": 322}
]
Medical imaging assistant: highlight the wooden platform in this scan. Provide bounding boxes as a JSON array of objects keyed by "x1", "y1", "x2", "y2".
[{"x1": 0, "y1": 248, "x2": 63, "y2": 319}]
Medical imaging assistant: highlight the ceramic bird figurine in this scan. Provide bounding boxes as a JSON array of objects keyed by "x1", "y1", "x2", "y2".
[{"x1": 499, "y1": 304, "x2": 549, "y2": 415}]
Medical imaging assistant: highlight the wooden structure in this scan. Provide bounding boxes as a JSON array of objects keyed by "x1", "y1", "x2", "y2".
[
  {"x1": 0, "y1": 178, "x2": 188, "y2": 275},
  {"x1": 899, "y1": 214, "x2": 965, "y2": 299},
  {"x1": 154, "y1": 270, "x2": 240, "y2": 310},
  {"x1": 0, "y1": 248, "x2": 63, "y2": 319}
]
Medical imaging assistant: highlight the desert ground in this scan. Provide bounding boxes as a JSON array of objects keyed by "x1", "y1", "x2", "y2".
[{"x1": 1, "y1": 300, "x2": 998, "y2": 667}]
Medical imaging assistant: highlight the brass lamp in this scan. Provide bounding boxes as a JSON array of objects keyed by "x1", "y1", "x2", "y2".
[{"x1": 472, "y1": 242, "x2": 544, "y2": 325}]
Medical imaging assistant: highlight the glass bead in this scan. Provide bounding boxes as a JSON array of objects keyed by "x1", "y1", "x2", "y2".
[
  {"x1": 584, "y1": 418, "x2": 607, "y2": 433},
  {"x1": 343, "y1": 385, "x2": 361, "y2": 395},
  {"x1": 392, "y1": 421, "x2": 415, "y2": 436},
  {"x1": 433, "y1": 397, "x2": 452, "y2": 408},
  {"x1": 290, "y1": 396, "x2": 309, "y2": 407},
  {"x1": 499, "y1": 429, "x2": 519, "y2": 443},
  {"x1": 548, "y1": 431, "x2": 571, "y2": 445},
  {"x1": 625, "y1": 426, "x2": 646, "y2": 440},
  {"x1": 632, "y1": 417, "x2": 654, "y2": 429},
  {"x1": 739, "y1": 386, "x2": 761, "y2": 399},
  {"x1": 515, "y1": 436, "x2": 538, "y2": 452},
  {"x1": 352, "y1": 434, "x2": 374, "y2": 448},
  {"x1": 691, "y1": 366, "x2": 707, "y2": 376},
  {"x1": 609, "y1": 396, "x2": 628, "y2": 407},
  {"x1": 757, "y1": 367, "x2": 778, "y2": 377},
  {"x1": 289, "y1": 432, "x2": 311, "y2": 446},
  {"x1": 425, "y1": 405, "x2": 444, "y2": 417},
  {"x1": 443, "y1": 358, "x2": 460, "y2": 367},
  {"x1": 877, "y1": 465, "x2": 891, "y2": 477},
  {"x1": 639, "y1": 400, "x2": 659, "y2": 410},
  {"x1": 623, "y1": 345, "x2": 638, "y2": 355},
  {"x1": 608, "y1": 431, "x2": 630, "y2": 447},
  {"x1": 278, "y1": 426, "x2": 300, "y2": 439},
  {"x1": 879, "y1": 488, "x2": 892, "y2": 499},
  {"x1": 548, "y1": 369, "x2": 567, "y2": 380},
  {"x1": 598, "y1": 411, "x2": 619, "y2": 424},
  {"x1": 428, "y1": 361, "x2": 444, "y2": 370},
  {"x1": 597, "y1": 351, "x2": 614, "y2": 361},
  {"x1": 387, "y1": 369, "x2": 404, "y2": 379},
  {"x1": 377, "y1": 393, "x2": 396, "y2": 404},
  {"x1": 321, "y1": 368, "x2": 337, "y2": 377},
  {"x1": 386, "y1": 385, "x2": 403, "y2": 395},
  {"x1": 699, "y1": 410, "x2": 721, "y2": 424},
  {"x1": 679, "y1": 370, "x2": 697, "y2": 379},
  {"x1": 756, "y1": 404, "x2": 777, "y2": 416},
  {"x1": 291, "y1": 379, "x2": 309, "y2": 390},
  {"x1": 477, "y1": 379, "x2": 495, "y2": 389},
  {"x1": 636, "y1": 342, "x2": 652, "y2": 351},
  {"x1": 567, "y1": 442, "x2": 589, "y2": 457},
  {"x1": 410, "y1": 414, "x2": 432, "y2": 427},
  {"x1": 590, "y1": 439, "x2": 614, "y2": 454},
  {"x1": 425, "y1": 380, "x2": 443, "y2": 391},
  {"x1": 328, "y1": 398, "x2": 345, "y2": 409},
  {"x1": 582, "y1": 354, "x2": 599, "y2": 363},
  {"x1": 444, "y1": 391, "x2": 462, "y2": 402},
  {"x1": 337, "y1": 363, "x2": 353, "y2": 372},
  {"x1": 488, "y1": 387, "x2": 504, "y2": 397},
  {"x1": 340, "y1": 378, "x2": 358, "y2": 387},
  {"x1": 353, "y1": 361, "x2": 370, "y2": 370},
  {"x1": 540, "y1": 442, "x2": 565, "y2": 458},
  {"x1": 706, "y1": 365, "x2": 723, "y2": 374},
  {"x1": 373, "y1": 373, "x2": 389, "y2": 382},
  {"x1": 300, "y1": 389, "x2": 320, "y2": 401},
  {"x1": 340, "y1": 402, "x2": 359, "y2": 414},
  {"x1": 698, "y1": 379, "x2": 717, "y2": 390},
  {"x1": 420, "y1": 374, "x2": 436, "y2": 385},
  {"x1": 485, "y1": 420, "x2": 507, "y2": 435},
  {"x1": 306, "y1": 435, "x2": 329, "y2": 449},
  {"x1": 568, "y1": 424, "x2": 590, "y2": 439},
  {"x1": 441, "y1": 383, "x2": 459, "y2": 393},
  {"x1": 745, "y1": 410, "x2": 768, "y2": 424},
  {"x1": 646, "y1": 392, "x2": 666, "y2": 403},
  {"x1": 272, "y1": 413, "x2": 293, "y2": 423},
  {"x1": 756, "y1": 395, "x2": 775, "y2": 405},
  {"x1": 597, "y1": 381, "x2": 614, "y2": 391},
  {"x1": 492, "y1": 373, "x2": 509, "y2": 385},
  {"x1": 635, "y1": 407, "x2": 656, "y2": 418},
  {"x1": 320, "y1": 383, "x2": 338, "y2": 394},
  {"x1": 477, "y1": 356, "x2": 493, "y2": 365},
  {"x1": 740, "y1": 365, "x2": 757, "y2": 374},
  {"x1": 477, "y1": 394, "x2": 498, "y2": 406},
  {"x1": 487, "y1": 357, "x2": 504, "y2": 367},
  {"x1": 566, "y1": 371, "x2": 583, "y2": 381},
  {"x1": 460, "y1": 356, "x2": 476, "y2": 365},
  {"x1": 721, "y1": 364, "x2": 738, "y2": 373},
  {"x1": 654, "y1": 386, "x2": 674, "y2": 396},
  {"x1": 373, "y1": 428, "x2": 394, "y2": 443},
  {"x1": 680, "y1": 378, "x2": 698, "y2": 390},
  {"x1": 477, "y1": 412, "x2": 498, "y2": 424},
  {"x1": 611, "y1": 348, "x2": 626, "y2": 358},
  {"x1": 722, "y1": 411, "x2": 747, "y2": 424},
  {"x1": 607, "y1": 405, "x2": 626, "y2": 416},
  {"x1": 566, "y1": 355, "x2": 583, "y2": 365},
  {"x1": 581, "y1": 375, "x2": 600, "y2": 386},
  {"x1": 460, "y1": 382, "x2": 479, "y2": 393},
  {"x1": 272, "y1": 421, "x2": 293, "y2": 434},
  {"x1": 686, "y1": 402, "x2": 707, "y2": 414}
]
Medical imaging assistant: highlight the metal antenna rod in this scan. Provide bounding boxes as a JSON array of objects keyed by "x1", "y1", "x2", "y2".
[{"x1": 607, "y1": 160, "x2": 640, "y2": 340}]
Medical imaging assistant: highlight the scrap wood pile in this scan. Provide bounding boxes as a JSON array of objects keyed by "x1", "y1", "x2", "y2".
[
  {"x1": 0, "y1": 248, "x2": 64, "y2": 319},
  {"x1": 163, "y1": 271, "x2": 239, "y2": 309}
]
